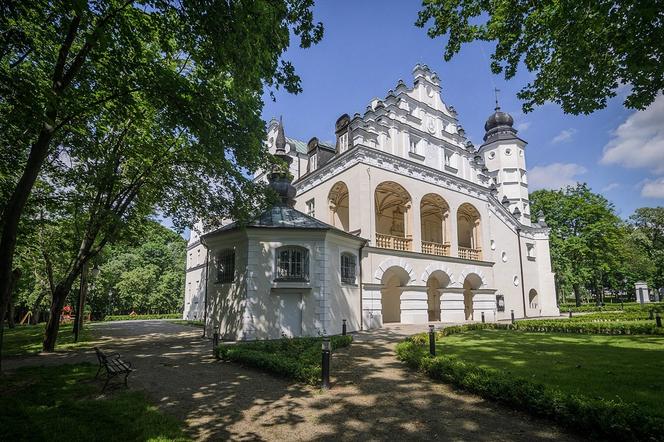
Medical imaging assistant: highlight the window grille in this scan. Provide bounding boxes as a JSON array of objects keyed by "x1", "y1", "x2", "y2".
[
  {"x1": 275, "y1": 246, "x2": 309, "y2": 281},
  {"x1": 340, "y1": 253, "x2": 356, "y2": 284},
  {"x1": 217, "y1": 250, "x2": 235, "y2": 283}
]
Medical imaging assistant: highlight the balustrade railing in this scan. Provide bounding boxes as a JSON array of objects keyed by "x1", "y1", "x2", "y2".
[
  {"x1": 375, "y1": 233, "x2": 412, "y2": 251},
  {"x1": 458, "y1": 246, "x2": 482, "y2": 261},
  {"x1": 421, "y1": 241, "x2": 451, "y2": 256}
]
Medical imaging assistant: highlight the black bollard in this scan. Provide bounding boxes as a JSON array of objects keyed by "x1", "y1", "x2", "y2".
[
  {"x1": 569, "y1": 309, "x2": 573, "y2": 318},
  {"x1": 213, "y1": 332, "x2": 220, "y2": 360},
  {"x1": 342, "y1": 319, "x2": 347, "y2": 336},
  {"x1": 428, "y1": 325, "x2": 436, "y2": 356},
  {"x1": 649, "y1": 310, "x2": 654, "y2": 320},
  {"x1": 321, "y1": 336, "x2": 331, "y2": 389},
  {"x1": 481, "y1": 311, "x2": 485, "y2": 323},
  {"x1": 511, "y1": 310, "x2": 515, "y2": 324},
  {"x1": 656, "y1": 313, "x2": 662, "y2": 328}
]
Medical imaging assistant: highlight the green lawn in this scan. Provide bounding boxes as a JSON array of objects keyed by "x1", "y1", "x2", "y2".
[
  {"x1": 437, "y1": 329, "x2": 664, "y2": 416},
  {"x1": 171, "y1": 320, "x2": 204, "y2": 328},
  {"x1": 3, "y1": 323, "x2": 94, "y2": 356},
  {"x1": 0, "y1": 363, "x2": 187, "y2": 441}
]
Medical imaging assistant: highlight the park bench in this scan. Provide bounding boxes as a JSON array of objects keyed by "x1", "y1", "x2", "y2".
[{"x1": 94, "y1": 347, "x2": 134, "y2": 392}]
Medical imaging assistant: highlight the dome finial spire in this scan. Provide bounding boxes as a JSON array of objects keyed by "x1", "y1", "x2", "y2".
[{"x1": 494, "y1": 87, "x2": 501, "y2": 110}]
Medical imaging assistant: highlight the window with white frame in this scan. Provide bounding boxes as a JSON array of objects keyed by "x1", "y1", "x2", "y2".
[
  {"x1": 338, "y1": 132, "x2": 349, "y2": 153},
  {"x1": 340, "y1": 253, "x2": 357, "y2": 284},
  {"x1": 216, "y1": 249, "x2": 235, "y2": 283},
  {"x1": 275, "y1": 246, "x2": 309, "y2": 281},
  {"x1": 305, "y1": 198, "x2": 315, "y2": 217},
  {"x1": 409, "y1": 135, "x2": 424, "y2": 156},
  {"x1": 309, "y1": 153, "x2": 317, "y2": 171}
]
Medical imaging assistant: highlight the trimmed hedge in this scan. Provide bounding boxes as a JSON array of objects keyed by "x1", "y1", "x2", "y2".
[
  {"x1": 103, "y1": 313, "x2": 180, "y2": 321},
  {"x1": 424, "y1": 319, "x2": 664, "y2": 336},
  {"x1": 216, "y1": 335, "x2": 353, "y2": 385},
  {"x1": 396, "y1": 335, "x2": 664, "y2": 442},
  {"x1": 560, "y1": 302, "x2": 664, "y2": 313}
]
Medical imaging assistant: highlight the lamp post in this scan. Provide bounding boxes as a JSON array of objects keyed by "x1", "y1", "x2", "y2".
[{"x1": 321, "y1": 335, "x2": 331, "y2": 390}]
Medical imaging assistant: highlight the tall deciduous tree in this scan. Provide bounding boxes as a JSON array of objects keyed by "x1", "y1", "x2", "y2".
[
  {"x1": 0, "y1": 1, "x2": 323, "y2": 355},
  {"x1": 629, "y1": 207, "x2": 664, "y2": 289},
  {"x1": 416, "y1": 0, "x2": 664, "y2": 114},
  {"x1": 530, "y1": 184, "x2": 626, "y2": 306}
]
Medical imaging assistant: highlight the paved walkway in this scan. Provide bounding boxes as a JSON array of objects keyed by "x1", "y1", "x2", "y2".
[{"x1": 4, "y1": 321, "x2": 579, "y2": 441}]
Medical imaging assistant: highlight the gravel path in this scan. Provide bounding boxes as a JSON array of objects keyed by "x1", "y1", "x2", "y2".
[{"x1": 3, "y1": 321, "x2": 580, "y2": 441}]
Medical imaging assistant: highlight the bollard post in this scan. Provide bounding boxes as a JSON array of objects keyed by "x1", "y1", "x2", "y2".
[
  {"x1": 342, "y1": 319, "x2": 347, "y2": 336},
  {"x1": 321, "y1": 335, "x2": 331, "y2": 389},
  {"x1": 511, "y1": 310, "x2": 515, "y2": 324},
  {"x1": 428, "y1": 325, "x2": 436, "y2": 356},
  {"x1": 649, "y1": 310, "x2": 654, "y2": 320},
  {"x1": 569, "y1": 309, "x2": 573, "y2": 318},
  {"x1": 656, "y1": 313, "x2": 662, "y2": 328},
  {"x1": 213, "y1": 332, "x2": 220, "y2": 360},
  {"x1": 481, "y1": 311, "x2": 485, "y2": 323}
]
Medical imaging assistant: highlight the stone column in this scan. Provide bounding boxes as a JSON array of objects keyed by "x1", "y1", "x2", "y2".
[
  {"x1": 440, "y1": 287, "x2": 465, "y2": 323},
  {"x1": 362, "y1": 284, "x2": 383, "y2": 329},
  {"x1": 472, "y1": 290, "x2": 497, "y2": 322},
  {"x1": 449, "y1": 204, "x2": 459, "y2": 258},
  {"x1": 400, "y1": 286, "x2": 429, "y2": 323},
  {"x1": 410, "y1": 198, "x2": 422, "y2": 253}
]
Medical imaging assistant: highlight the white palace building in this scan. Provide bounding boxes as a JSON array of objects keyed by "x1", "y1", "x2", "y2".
[{"x1": 183, "y1": 64, "x2": 559, "y2": 340}]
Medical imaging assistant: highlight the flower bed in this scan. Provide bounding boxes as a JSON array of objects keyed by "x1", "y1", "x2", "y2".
[{"x1": 216, "y1": 335, "x2": 353, "y2": 385}]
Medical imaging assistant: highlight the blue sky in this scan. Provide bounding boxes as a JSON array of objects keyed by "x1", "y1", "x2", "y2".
[{"x1": 261, "y1": 0, "x2": 664, "y2": 219}]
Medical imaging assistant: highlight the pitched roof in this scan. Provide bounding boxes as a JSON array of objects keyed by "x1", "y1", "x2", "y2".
[
  {"x1": 286, "y1": 137, "x2": 308, "y2": 154},
  {"x1": 201, "y1": 205, "x2": 366, "y2": 242}
]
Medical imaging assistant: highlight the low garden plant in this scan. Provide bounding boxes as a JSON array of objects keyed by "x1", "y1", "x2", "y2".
[
  {"x1": 560, "y1": 301, "x2": 664, "y2": 313},
  {"x1": 216, "y1": 335, "x2": 353, "y2": 385},
  {"x1": 397, "y1": 327, "x2": 664, "y2": 441}
]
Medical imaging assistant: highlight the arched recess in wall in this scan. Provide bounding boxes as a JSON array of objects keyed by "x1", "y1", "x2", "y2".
[
  {"x1": 426, "y1": 270, "x2": 451, "y2": 322},
  {"x1": 457, "y1": 203, "x2": 482, "y2": 260},
  {"x1": 328, "y1": 181, "x2": 349, "y2": 231},
  {"x1": 420, "y1": 193, "x2": 450, "y2": 256},
  {"x1": 380, "y1": 265, "x2": 411, "y2": 324},
  {"x1": 529, "y1": 289, "x2": 539, "y2": 309},
  {"x1": 374, "y1": 181, "x2": 412, "y2": 251},
  {"x1": 462, "y1": 272, "x2": 483, "y2": 321}
]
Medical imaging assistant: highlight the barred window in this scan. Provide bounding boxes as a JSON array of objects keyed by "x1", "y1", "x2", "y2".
[
  {"x1": 216, "y1": 250, "x2": 235, "y2": 283},
  {"x1": 275, "y1": 246, "x2": 309, "y2": 281},
  {"x1": 341, "y1": 253, "x2": 356, "y2": 284}
]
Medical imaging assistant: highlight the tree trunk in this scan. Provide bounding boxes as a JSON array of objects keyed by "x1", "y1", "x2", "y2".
[
  {"x1": 30, "y1": 290, "x2": 47, "y2": 325},
  {"x1": 73, "y1": 262, "x2": 88, "y2": 342},
  {"x1": 573, "y1": 283, "x2": 581, "y2": 307}
]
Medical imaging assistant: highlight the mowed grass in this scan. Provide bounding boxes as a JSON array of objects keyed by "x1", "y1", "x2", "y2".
[
  {"x1": 2, "y1": 322, "x2": 95, "y2": 356},
  {"x1": 437, "y1": 329, "x2": 664, "y2": 416},
  {"x1": 0, "y1": 363, "x2": 187, "y2": 441}
]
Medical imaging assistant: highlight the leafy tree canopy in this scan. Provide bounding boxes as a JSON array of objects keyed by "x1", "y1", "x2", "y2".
[{"x1": 417, "y1": 0, "x2": 664, "y2": 114}]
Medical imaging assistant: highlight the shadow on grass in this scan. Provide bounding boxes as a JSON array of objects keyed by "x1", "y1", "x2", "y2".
[{"x1": 0, "y1": 363, "x2": 187, "y2": 441}]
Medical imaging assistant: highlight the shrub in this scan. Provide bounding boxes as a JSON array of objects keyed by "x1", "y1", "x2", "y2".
[
  {"x1": 560, "y1": 302, "x2": 664, "y2": 313},
  {"x1": 396, "y1": 337, "x2": 664, "y2": 441},
  {"x1": 103, "y1": 313, "x2": 180, "y2": 321},
  {"x1": 216, "y1": 335, "x2": 353, "y2": 385}
]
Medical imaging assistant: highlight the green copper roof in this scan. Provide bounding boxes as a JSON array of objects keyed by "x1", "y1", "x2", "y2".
[{"x1": 286, "y1": 137, "x2": 308, "y2": 154}]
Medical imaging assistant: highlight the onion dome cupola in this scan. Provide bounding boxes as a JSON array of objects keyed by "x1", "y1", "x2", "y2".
[
  {"x1": 483, "y1": 105, "x2": 518, "y2": 143},
  {"x1": 268, "y1": 117, "x2": 297, "y2": 208}
]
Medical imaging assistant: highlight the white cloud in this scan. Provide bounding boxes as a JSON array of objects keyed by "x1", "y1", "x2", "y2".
[
  {"x1": 602, "y1": 182, "x2": 620, "y2": 192},
  {"x1": 641, "y1": 178, "x2": 664, "y2": 199},
  {"x1": 529, "y1": 163, "x2": 587, "y2": 190},
  {"x1": 601, "y1": 94, "x2": 664, "y2": 174},
  {"x1": 516, "y1": 121, "x2": 531, "y2": 132},
  {"x1": 551, "y1": 128, "x2": 577, "y2": 144}
]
